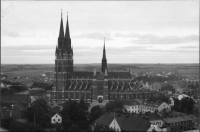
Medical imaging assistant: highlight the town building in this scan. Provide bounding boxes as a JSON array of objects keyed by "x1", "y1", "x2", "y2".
[
  {"x1": 142, "y1": 112, "x2": 164, "y2": 128},
  {"x1": 123, "y1": 99, "x2": 171, "y2": 114},
  {"x1": 150, "y1": 82, "x2": 161, "y2": 92},
  {"x1": 51, "y1": 113, "x2": 62, "y2": 124},
  {"x1": 0, "y1": 102, "x2": 25, "y2": 119},
  {"x1": 93, "y1": 112, "x2": 154, "y2": 131},
  {"x1": 163, "y1": 115, "x2": 194, "y2": 131},
  {"x1": 50, "y1": 13, "x2": 155, "y2": 105}
]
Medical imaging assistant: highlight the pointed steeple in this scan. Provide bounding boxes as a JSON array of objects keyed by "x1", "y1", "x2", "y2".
[
  {"x1": 102, "y1": 38, "x2": 106, "y2": 60},
  {"x1": 102, "y1": 38, "x2": 107, "y2": 73},
  {"x1": 65, "y1": 12, "x2": 70, "y2": 38},
  {"x1": 59, "y1": 9, "x2": 64, "y2": 38}
]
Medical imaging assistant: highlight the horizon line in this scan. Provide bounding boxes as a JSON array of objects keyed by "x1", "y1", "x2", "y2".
[{"x1": 1, "y1": 63, "x2": 199, "y2": 65}]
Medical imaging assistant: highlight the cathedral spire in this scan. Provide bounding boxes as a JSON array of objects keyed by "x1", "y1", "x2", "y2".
[
  {"x1": 102, "y1": 38, "x2": 107, "y2": 73},
  {"x1": 59, "y1": 9, "x2": 64, "y2": 38},
  {"x1": 65, "y1": 12, "x2": 70, "y2": 38},
  {"x1": 103, "y1": 38, "x2": 106, "y2": 60}
]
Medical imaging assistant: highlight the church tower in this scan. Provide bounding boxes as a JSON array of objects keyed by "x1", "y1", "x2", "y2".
[
  {"x1": 52, "y1": 11, "x2": 74, "y2": 104},
  {"x1": 101, "y1": 38, "x2": 107, "y2": 73},
  {"x1": 92, "y1": 39, "x2": 109, "y2": 104},
  {"x1": 64, "y1": 12, "x2": 73, "y2": 72}
]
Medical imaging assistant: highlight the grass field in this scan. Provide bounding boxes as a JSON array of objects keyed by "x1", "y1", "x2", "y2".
[
  {"x1": 1, "y1": 64, "x2": 199, "y2": 79},
  {"x1": 4, "y1": 69, "x2": 53, "y2": 78}
]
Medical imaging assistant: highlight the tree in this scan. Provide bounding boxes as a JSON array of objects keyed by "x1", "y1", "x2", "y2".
[
  {"x1": 0, "y1": 117, "x2": 13, "y2": 130},
  {"x1": 9, "y1": 120, "x2": 42, "y2": 131},
  {"x1": 148, "y1": 94, "x2": 169, "y2": 103},
  {"x1": 60, "y1": 99, "x2": 89, "y2": 131},
  {"x1": 90, "y1": 105, "x2": 102, "y2": 122},
  {"x1": 79, "y1": 99, "x2": 88, "y2": 111},
  {"x1": 24, "y1": 98, "x2": 51, "y2": 128},
  {"x1": 172, "y1": 97, "x2": 195, "y2": 114},
  {"x1": 105, "y1": 100, "x2": 124, "y2": 112}
]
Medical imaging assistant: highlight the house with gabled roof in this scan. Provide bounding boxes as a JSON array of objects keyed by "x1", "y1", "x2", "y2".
[
  {"x1": 93, "y1": 112, "x2": 158, "y2": 132},
  {"x1": 142, "y1": 112, "x2": 164, "y2": 128},
  {"x1": 51, "y1": 112, "x2": 62, "y2": 124}
]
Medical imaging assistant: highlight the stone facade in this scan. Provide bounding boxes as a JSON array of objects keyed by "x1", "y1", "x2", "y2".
[{"x1": 50, "y1": 14, "x2": 155, "y2": 105}]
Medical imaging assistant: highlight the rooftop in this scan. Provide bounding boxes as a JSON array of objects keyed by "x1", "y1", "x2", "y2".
[
  {"x1": 123, "y1": 99, "x2": 143, "y2": 106},
  {"x1": 142, "y1": 112, "x2": 162, "y2": 121},
  {"x1": 163, "y1": 115, "x2": 192, "y2": 123},
  {"x1": 95, "y1": 112, "x2": 150, "y2": 131}
]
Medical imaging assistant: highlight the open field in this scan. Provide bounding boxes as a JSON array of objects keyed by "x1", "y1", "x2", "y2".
[{"x1": 1, "y1": 63, "x2": 199, "y2": 79}]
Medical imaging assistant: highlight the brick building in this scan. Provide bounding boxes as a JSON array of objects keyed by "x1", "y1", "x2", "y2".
[{"x1": 50, "y1": 13, "x2": 155, "y2": 105}]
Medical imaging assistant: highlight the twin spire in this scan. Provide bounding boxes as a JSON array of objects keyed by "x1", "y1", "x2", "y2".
[
  {"x1": 59, "y1": 10, "x2": 70, "y2": 39},
  {"x1": 57, "y1": 10, "x2": 73, "y2": 56}
]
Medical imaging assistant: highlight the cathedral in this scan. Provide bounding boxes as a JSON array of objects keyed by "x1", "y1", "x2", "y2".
[{"x1": 50, "y1": 14, "x2": 155, "y2": 104}]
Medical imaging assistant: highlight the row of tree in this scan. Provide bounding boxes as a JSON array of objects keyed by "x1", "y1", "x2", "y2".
[
  {"x1": 135, "y1": 74, "x2": 179, "y2": 83},
  {"x1": 31, "y1": 82, "x2": 53, "y2": 91},
  {"x1": 147, "y1": 93, "x2": 169, "y2": 103},
  {"x1": 0, "y1": 118, "x2": 42, "y2": 131},
  {"x1": 23, "y1": 98, "x2": 125, "y2": 131},
  {"x1": 1, "y1": 83, "x2": 28, "y2": 95},
  {"x1": 172, "y1": 97, "x2": 195, "y2": 115}
]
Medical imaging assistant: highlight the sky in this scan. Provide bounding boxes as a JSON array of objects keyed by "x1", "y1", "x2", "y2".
[{"x1": 1, "y1": 1, "x2": 199, "y2": 64}]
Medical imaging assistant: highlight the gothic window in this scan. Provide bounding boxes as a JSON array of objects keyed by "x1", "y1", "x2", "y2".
[{"x1": 98, "y1": 83, "x2": 103, "y2": 95}]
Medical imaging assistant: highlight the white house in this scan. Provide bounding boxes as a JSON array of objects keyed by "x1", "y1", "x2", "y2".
[
  {"x1": 157, "y1": 102, "x2": 171, "y2": 112},
  {"x1": 144, "y1": 113, "x2": 165, "y2": 128},
  {"x1": 123, "y1": 99, "x2": 143, "y2": 114},
  {"x1": 124, "y1": 100, "x2": 171, "y2": 114},
  {"x1": 51, "y1": 113, "x2": 62, "y2": 124},
  {"x1": 178, "y1": 94, "x2": 189, "y2": 100},
  {"x1": 109, "y1": 118, "x2": 121, "y2": 131}
]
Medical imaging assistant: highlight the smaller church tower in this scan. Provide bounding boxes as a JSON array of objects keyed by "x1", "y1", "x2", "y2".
[{"x1": 102, "y1": 38, "x2": 107, "y2": 73}]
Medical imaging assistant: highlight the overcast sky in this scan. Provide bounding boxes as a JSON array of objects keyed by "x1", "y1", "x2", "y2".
[{"x1": 1, "y1": 1, "x2": 199, "y2": 64}]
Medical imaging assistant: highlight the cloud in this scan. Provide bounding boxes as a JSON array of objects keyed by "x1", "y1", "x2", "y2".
[
  {"x1": 2, "y1": 30, "x2": 21, "y2": 38},
  {"x1": 2, "y1": 44, "x2": 56, "y2": 51},
  {"x1": 115, "y1": 33, "x2": 199, "y2": 44},
  {"x1": 176, "y1": 46, "x2": 199, "y2": 49},
  {"x1": 74, "y1": 32, "x2": 113, "y2": 40}
]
